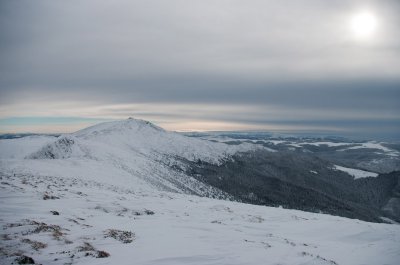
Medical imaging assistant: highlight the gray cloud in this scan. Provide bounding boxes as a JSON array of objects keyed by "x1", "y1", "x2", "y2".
[{"x1": 0, "y1": 0, "x2": 399, "y2": 139}]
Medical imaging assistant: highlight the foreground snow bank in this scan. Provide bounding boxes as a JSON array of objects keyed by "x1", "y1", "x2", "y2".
[{"x1": 1, "y1": 172, "x2": 399, "y2": 265}]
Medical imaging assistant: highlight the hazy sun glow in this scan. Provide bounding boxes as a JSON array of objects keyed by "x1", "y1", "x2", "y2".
[{"x1": 351, "y1": 11, "x2": 377, "y2": 39}]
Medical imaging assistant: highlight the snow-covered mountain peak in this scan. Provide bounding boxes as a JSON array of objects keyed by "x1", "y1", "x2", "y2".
[
  {"x1": 56, "y1": 118, "x2": 257, "y2": 164},
  {"x1": 73, "y1": 117, "x2": 165, "y2": 139},
  {"x1": 26, "y1": 118, "x2": 261, "y2": 183},
  {"x1": 20, "y1": 119, "x2": 259, "y2": 194}
]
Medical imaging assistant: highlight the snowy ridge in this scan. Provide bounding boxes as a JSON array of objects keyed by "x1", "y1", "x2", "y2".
[
  {"x1": 2, "y1": 118, "x2": 257, "y2": 197},
  {"x1": 30, "y1": 118, "x2": 256, "y2": 164},
  {"x1": 343, "y1": 142, "x2": 399, "y2": 157}
]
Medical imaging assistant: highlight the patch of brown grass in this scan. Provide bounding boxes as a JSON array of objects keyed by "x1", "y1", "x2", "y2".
[
  {"x1": 21, "y1": 238, "x2": 47, "y2": 251},
  {"x1": 104, "y1": 229, "x2": 135, "y2": 243}
]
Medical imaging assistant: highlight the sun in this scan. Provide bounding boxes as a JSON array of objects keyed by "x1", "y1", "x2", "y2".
[{"x1": 350, "y1": 11, "x2": 377, "y2": 39}]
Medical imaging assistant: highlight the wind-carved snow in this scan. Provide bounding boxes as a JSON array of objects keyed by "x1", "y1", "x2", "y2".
[{"x1": 333, "y1": 165, "x2": 378, "y2": 179}]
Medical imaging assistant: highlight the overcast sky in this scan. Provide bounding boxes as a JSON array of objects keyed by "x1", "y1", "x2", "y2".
[{"x1": 0, "y1": 0, "x2": 399, "y2": 139}]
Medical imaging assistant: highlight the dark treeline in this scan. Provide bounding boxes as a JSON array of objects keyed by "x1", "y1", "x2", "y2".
[{"x1": 185, "y1": 150, "x2": 400, "y2": 223}]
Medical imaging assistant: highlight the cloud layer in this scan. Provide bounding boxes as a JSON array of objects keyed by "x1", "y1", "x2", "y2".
[{"x1": 0, "y1": 0, "x2": 399, "y2": 139}]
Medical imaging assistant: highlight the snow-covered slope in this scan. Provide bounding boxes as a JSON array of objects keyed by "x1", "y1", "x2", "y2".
[
  {"x1": 0, "y1": 135, "x2": 55, "y2": 159},
  {"x1": 30, "y1": 118, "x2": 253, "y2": 164},
  {"x1": 1, "y1": 118, "x2": 399, "y2": 265},
  {"x1": 333, "y1": 165, "x2": 378, "y2": 179},
  {"x1": 1, "y1": 118, "x2": 256, "y2": 197},
  {"x1": 1, "y1": 172, "x2": 399, "y2": 265}
]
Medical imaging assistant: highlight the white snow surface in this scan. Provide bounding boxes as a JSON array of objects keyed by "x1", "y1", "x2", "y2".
[
  {"x1": 284, "y1": 141, "x2": 399, "y2": 157},
  {"x1": 300, "y1": 141, "x2": 353, "y2": 147},
  {"x1": 0, "y1": 136, "x2": 55, "y2": 159},
  {"x1": 1, "y1": 172, "x2": 399, "y2": 265},
  {"x1": 0, "y1": 118, "x2": 257, "y2": 196},
  {"x1": 333, "y1": 165, "x2": 379, "y2": 179},
  {"x1": 343, "y1": 142, "x2": 399, "y2": 157},
  {"x1": 31, "y1": 118, "x2": 257, "y2": 164},
  {"x1": 0, "y1": 119, "x2": 399, "y2": 265}
]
